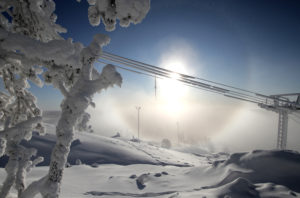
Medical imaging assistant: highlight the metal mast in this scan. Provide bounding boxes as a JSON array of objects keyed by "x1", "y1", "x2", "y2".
[
  {"x1": 136, "y1": 106, "x2": 141, "y2": 140},
  {"x1": 277, "y1": 110, "x2": 288, "y2": 149},
  {"x1": 177, "y1": 122, "x2": 179, "y2": 145},
  {"x1": 154, "y1": 75, "x2": 157, "y2": 99},
  {"x1": 259, "y1": 93, "x2": 300, "y2": 149}
]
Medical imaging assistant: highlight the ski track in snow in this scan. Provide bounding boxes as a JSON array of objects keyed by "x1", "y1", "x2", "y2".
[
  {"x1": 126, "y1": 141, "x2": 193, "y2": 167},
  {"x1": 84, "y1": 191, "x2": 177, "y2": 197}
]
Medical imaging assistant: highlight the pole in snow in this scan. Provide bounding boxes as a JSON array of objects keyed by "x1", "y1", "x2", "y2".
[
  {"x1": 155, "y1": 75, "x2": 157, "y2": 99},
  {"x1": 136, "y1": 106, "x2": 141, "y2": 141},
  {"x1": 177, "y1": 122, "x2": 179, "y2": 145}
]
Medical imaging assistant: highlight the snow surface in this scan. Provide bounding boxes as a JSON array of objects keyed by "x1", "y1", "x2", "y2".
[{"x1": 1, "y1": 111, "x2": 300, "y2": 198}]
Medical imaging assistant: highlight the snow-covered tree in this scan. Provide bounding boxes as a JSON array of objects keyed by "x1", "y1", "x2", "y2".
[
  {"x1": 161, "y1": 138, "x2": 172, "y2": 149},
  {"x1": 0, "y1": 0, "x2": 150, "y2": 197},
  {"x1": 0, "y1": 38, "x2": 45, "y2": 198}
]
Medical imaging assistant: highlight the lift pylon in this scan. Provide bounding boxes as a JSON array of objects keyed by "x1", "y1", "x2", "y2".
[
  {"x1": 277, "y1": 110, "x2": 288, "y2": 149},
  {"x1": 259, "y1": 93, "x2": 300, "y2": 150}
]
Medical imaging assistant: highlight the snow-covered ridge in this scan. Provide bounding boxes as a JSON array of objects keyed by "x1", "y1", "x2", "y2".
[
  {"x1": 0, "y1": 111, "x2": 203, "y2": 167},
  {"x1": 0, "y1": 131, "x2": 204, "y2": 168},
  {"x1": 217, "y1": 149, "x2": 300, "y2": 192},
  {"x1": 1, "y1": 112, "x2": 300, "y2": 197},
  {"x1": 2, "y1": 149, "x2": 299, "y2": 198}
]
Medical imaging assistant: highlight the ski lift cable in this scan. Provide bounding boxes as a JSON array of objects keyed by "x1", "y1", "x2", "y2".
[
  {"x1": 99, "y1": 56, "x2": 226, "y2": 92},
  {"x1": 101, "y1": 53, "x2": 175, "y2": 78},
  {"x1": 99, "y1": 55, "x2": 179, "y2": 82},
  {"x1": 102, "y1": 52, "x2": 195, "y2": 79},
  {"x1": 101, "y1": 54, "x2": 246, "y2": 94},
  {"x1": 102, "y1": 53, "x2": 240, "y2": 96},
  {"x1": 97, "y1": 60, "x2": 158, "y2": 78},
  {"x1": 97, "y1": 59, "x2": 227, "y2": 95},
  {"x1": 102, "y1": 52, "x2": 266, "y2": 96},
  {"x1": 100, "y1": 53, "x2": 267, "y2": 102},
  {"x1": 223, "y1": 94, "x2": 260, "y2": 104},
  {"x1": 97, "y1": 59, "x2": 263, "y2": 104},
  {"x1": 99, "y1": 58, "x2": 243, "y2": 96},
  {"x1": 100, "y1": 54, "x2": 266, "y2": 103},
  {"x1": 99, "y1": 56, "x2": 265, "y2": 104},
  {"x1": 101, "y1": 52, "x2": 299, "y2": 107}
]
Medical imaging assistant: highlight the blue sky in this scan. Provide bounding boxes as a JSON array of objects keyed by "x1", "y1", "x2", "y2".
[
  {"x1": 4, "y1": 0, "x2": 300, "y2": 151},
  {"x1": 28, "y1": 0, "x2": 300, "y2": 110}
]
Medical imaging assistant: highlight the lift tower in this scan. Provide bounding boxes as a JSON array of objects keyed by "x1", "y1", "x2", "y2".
[{"x1": 259, "y1": 93, "x2": 300, "y2": 149}]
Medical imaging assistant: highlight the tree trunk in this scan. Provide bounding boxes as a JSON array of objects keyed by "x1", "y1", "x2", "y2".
[
  {"x1": 0, "y1": 143, "x2": 18, "y2": 198},
  {"x1": 41, "y1": 95, "x2": 88, "y2": 198}
]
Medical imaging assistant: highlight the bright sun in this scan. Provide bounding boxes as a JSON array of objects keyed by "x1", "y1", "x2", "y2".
[{"x1": 158, "y1": 57, "x2": 189, "y2": 115}]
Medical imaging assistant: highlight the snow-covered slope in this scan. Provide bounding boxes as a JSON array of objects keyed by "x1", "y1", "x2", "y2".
[
  {"x1": 81, "y1": 150, "x2": 300, "y2": 198},
  {"x1": 0, "y1": 132, "x2": 204, "y2": 168},
  {"x1": 0, "y1": 130, "x2": 207, "y2": 167},
  {"x1": 2, "y1": 150, "x2": 300, "y2": 198},
  {"x1": 1, "y1": 111, "x2": 300, "y2": 197},
  {"x1": 0, "y1": 110, "x2": 203, "y2": 167}
]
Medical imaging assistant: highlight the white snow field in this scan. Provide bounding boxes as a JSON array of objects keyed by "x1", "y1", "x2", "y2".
[{"x1": 1, "y1": 111, "x2": 300, "y2": 198}]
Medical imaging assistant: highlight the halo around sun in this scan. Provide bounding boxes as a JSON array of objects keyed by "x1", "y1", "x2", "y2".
[{"x1": 157, "y1": 57, "x2": 189, "y2": 115}]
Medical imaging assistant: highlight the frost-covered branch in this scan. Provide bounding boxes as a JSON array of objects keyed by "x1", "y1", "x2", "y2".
[
  {"x1": 16, "y1": 147, "x2": 41, "y2": 197},
  {"x1": 0, "y1": 28, "x2": 84, "y2": 69},
  {"x1": 0, "y1": 116, "x2": 42, "y2": 139},
  {"x1": 91, "y1": 64, "x2": 122, "y2": 90},
  {"x1": 57, "y1": 82, "x2": 69, "y2": 97},
  {"x1": 0, "y1": 116, "x2": 42, "y2": 198},
  {"x1": 0, "y1": 0, "x2": 66, "y2": 42},
  {"x1": 0, "y1": 138, "x2": 5, "y2": 157},
  {"x1": 75, "y1": 112, "x2": 93, "y2": 133},
  {"x1": 87, "y1": 0, "x2": 150, "y2": 31}
]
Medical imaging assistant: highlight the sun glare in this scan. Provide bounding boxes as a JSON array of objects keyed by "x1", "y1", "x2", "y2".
[
  {"x1": 169, "y1": 71, "x2": 180, "y2": 80},
  {"x1": 158, "y1": 57, "x2": 189, "y2": 115}
]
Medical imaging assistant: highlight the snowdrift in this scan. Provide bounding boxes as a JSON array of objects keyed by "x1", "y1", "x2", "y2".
[
  {"x1": 0, "y1": 111, "x2": 205, "y2": 167},
  {"x1": 174, "y1": 150, "x2": 300, "y2": 197},
  {"x1": 1, "y1": 111, "x2": 300, "y2": 197},
  {"x1": 1, "y1": 139, "x2": 300, "y2": 197},
  {"x1": 75, "y1": 150, "x2": 300, "y2": 198},
  {"x1": 0, "y1": 132, "x2": 201, "y2": 167},
  {"x1": 216, "y1": 150, "x2": 300, "y2": 192}
]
